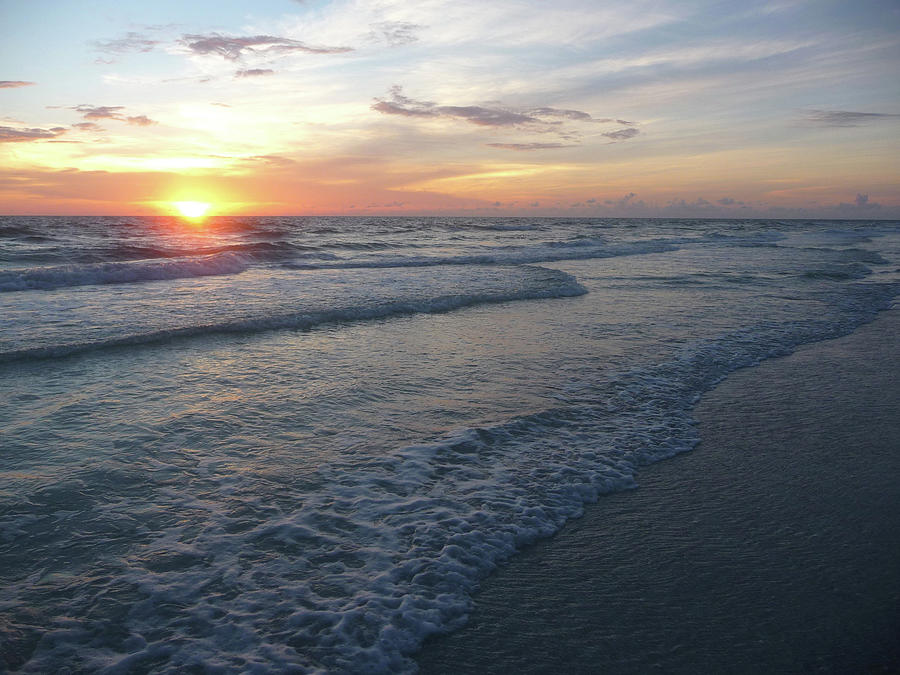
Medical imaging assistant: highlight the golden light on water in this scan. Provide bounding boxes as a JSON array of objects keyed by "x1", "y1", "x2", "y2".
[{"x1": 173, "y1": 201, "x2": 211, "y2": 219}]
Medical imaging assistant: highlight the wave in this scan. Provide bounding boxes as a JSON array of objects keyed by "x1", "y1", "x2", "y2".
[
  {"x1": 0, "y1": 268, "x2": 587, "y2": 362},
  {"x1": 0, "y1": 252, "x2": 250, "y2": 292},
  {"x1": 283, "y1": 239, "x2": 677, "y2": 271}
]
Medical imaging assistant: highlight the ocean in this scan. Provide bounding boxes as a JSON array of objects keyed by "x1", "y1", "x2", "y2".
[{"x1": 1, "y1": 216, "x2": 899, "y2": 673}]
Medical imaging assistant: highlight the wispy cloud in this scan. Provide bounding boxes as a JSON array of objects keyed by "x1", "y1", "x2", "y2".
[
  {"x1": 94, "y1": 32, "x2": 159, "y2": 55},
  {"x1": 369, "y1": 21, "x2": 424, "y2": 47},
  {"x1": 372, "y1": 86, "x2": 635, "y2": 139},
  {"x1": 0, "y1": 125, "x2": 66, "y2": 143},
  {"x1": 180, "y1": 33, "x2": 352, "y2": 60},
  {"x1": 235, "y1": 69, "x2": 275, "y2": 78},
  {"x1": 0, "y1": 81, "x2": 36, "y2": 89},
  {"x1": 486, "y1": 142, "x2": 574, "y2": 151},
  {"x1": 801, "y1": 109, "x2": 900, "y2": 127},
  {"x1": 372, "y1": 86, "x2": 536, "y2": 126}
]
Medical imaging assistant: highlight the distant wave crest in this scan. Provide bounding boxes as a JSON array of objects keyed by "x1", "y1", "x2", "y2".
[{"x1": 0, "y1": 252, "x2": 250, "y2": 292}]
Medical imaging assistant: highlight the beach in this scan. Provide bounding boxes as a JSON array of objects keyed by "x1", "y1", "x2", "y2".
[{"x1": 417, "y1": 307, "x2": 900, "y2": 673}]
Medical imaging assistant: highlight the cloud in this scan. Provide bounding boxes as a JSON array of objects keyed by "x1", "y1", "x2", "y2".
[
  {"x1": 126, "y1": 115, "x2": 156, "y2": 126},
  {"x1": 243, "y1": 154, "x2": 297, "y2": 167},
  {"x1": 370, "y1": 21, "x2": 424, "y2": 46},
  {"x1": 528, "y1": 107, "x2": 592, "y2": 121},
  {"x1": 235, "y1": 68, "x2": 275, "y2": 77},
  {"x1": 604, "y1": 192, "x2": 646, "y2": 208},
  {"x1": 372, "y1": 87, "x2": 536, "y2": 126},
  {"x1": 74, "y1": 105, "x2": 125, "y2": 120},
  {"x1": 802, "y1": 109, "x2": 900, "y2": 127},
  {"x1": 72, "y1": 105, "x2": 157, "y2": 126},
  {"x1": 0, "y1": 81, "x2": 35, "y2": 89},
  {"x1": 0, "y1": 125, "x2": 66, "y2": 143},
  {"x1": 486, "y1": 142, "x2": 573, "y2": 151},
  {"x1": 602, "y1": 127, "x2": 640, "y2": 141},
  {"x1": 372, "y1": 87, "x2": 638, "y2": 151},
  {"x1": 372, "y1": 86, "x2": 615, "y2": 130},
  {"x1": 94, "y1": 32, "x2": 159, "y2": 55},
  {"x1": 835, "y1": 193, "x2": 882, "y2": 212},
  {"x1": 180, "y1": 33, "x2": 352, "y2": 60},
  {"x1": 717, "y1": 197, "x2": 745, "y2": 206},
  {"x1": 72, "y1": 122, "x2": 103, "y2": 131}
]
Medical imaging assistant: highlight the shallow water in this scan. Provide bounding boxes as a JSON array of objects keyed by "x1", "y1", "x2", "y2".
[{"x1": 1, "y1": 216, "x2": 899, "y2": 672}]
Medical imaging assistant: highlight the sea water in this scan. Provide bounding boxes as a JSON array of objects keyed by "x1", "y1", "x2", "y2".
[{"x1": 1, "y1": 217, "x2": 898, "y2": 672}]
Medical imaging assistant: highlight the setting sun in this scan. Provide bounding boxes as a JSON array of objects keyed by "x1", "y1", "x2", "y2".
[{"x1": 173, "y1": 201, "x2": 211, "y2": 218}]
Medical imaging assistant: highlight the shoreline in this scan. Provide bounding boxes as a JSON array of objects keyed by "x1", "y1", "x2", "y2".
[{"x1": 416, "y1": 308, "x2": 900, "y2": 673}]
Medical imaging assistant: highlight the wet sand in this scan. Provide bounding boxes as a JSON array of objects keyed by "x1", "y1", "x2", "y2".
[{"x1": 417, "y1": 309, "x2": 900, "y2": 674}]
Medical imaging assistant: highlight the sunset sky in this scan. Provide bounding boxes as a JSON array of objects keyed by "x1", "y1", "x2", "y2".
[{"x1": 2, "y1": 0, "x2": 899, "y2": 217}]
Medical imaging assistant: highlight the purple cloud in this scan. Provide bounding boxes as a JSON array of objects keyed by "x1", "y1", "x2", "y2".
[
  {"x1": 0, "y1": 125, "x2": 66, "y2": 143},
  {"x1": 72, "y1": 105, "x2": 157, "y2": 126},
  {"x1": 0, "y1": 81, "x2": 35, "y2": 89},
  {"x1": 373, "y1": 86, "x2": 544, "y2": 127},
  {"x1": 235, "y1": 68, "x2": 275, "y2": 77},
  {"x1": 373, "y1": 87, "x2": 638, "y2": 150},
  {"x1": 72, "y1": 122, "x2": 103, "y2": 131},
  {"x1": 181, "y1": 33, "x2": 352, "y2": 60},
  {"x1": 74, "y1": 105, "x2": 126, "y2": 120},
  {"x1": 528, "y1": 107, "x2": 592, "y2": 121},
  {"x1": 603, "y1": 127, "x2": 640, "y2": 141}
]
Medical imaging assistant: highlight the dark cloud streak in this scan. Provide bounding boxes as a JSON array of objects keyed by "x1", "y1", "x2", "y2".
[
  {"x1": 372, "y1": 87, "x2": 639, "y2": 148},
  {"x1": 180, "y1": 33, "x2": 352, "y2": 60},
  {"x1": 0, "y1": 125, "x2": 66, "y2": 143},
  {"x1": 0, "y1": 81, "x2": 36, "y2": 89},
  {"x1": 802, "y1": 109, "x2": 900, "y2": 127}
]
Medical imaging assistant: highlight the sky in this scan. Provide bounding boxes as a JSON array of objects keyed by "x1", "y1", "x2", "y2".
[{"x1": 1, "y1": 0, "x2": 899, "y2": 217}]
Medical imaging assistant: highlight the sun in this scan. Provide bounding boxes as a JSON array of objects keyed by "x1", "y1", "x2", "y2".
[{"x1": 173, "y1": 201, "x2": 211, "y2": 219}]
